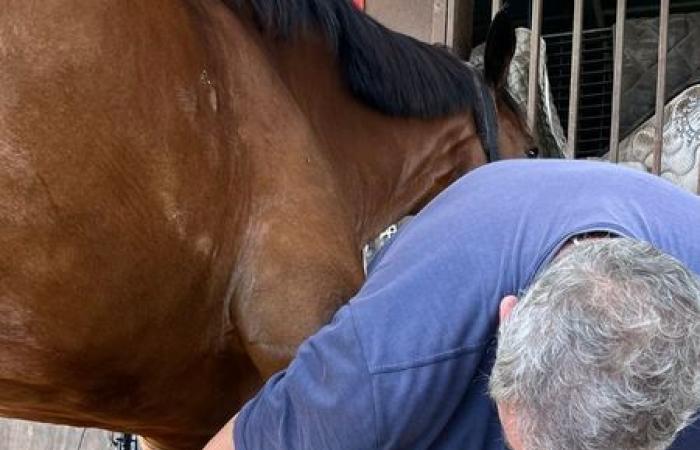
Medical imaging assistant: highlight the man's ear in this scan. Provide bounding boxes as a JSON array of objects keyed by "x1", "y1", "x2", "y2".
[
  {"x1": 499, "y1": 295, "x2": 518, "y2": 325},
  {"x1": 484, "y1": 8, "x2": 516, "y2": 90}
]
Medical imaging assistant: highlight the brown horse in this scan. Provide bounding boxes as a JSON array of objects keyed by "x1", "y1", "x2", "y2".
[{"x1": 0, "y1": 1, "x2": 533, "y2": 448}]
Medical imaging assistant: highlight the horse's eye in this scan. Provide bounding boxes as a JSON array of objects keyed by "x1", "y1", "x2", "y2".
[{"x1": 526, "y1": 147, "x2": 539, "y2": 159}]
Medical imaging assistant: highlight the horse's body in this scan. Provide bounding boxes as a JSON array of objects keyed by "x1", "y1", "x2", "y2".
[{"x1": 0, "y1": 1, "x2": 531, "y2": 448}]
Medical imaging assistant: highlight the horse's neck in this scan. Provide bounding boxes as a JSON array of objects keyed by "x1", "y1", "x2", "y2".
[{"x1": 266, "y1": 36, "x2": 485, "y2": 244}]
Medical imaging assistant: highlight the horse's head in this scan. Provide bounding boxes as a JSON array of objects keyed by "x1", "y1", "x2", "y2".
[{"x1": 480, "y1": 9, "x2": 538, "y2": 161}]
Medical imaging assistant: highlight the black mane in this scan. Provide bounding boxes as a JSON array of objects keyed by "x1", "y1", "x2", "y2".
[{"x1": 226, "y1": 0, "x2": 485, "y2": 120}]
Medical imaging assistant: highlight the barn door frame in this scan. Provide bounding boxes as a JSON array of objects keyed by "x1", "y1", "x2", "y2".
[
  {"x1": 431, "y1": 0, "x2": 473, "y2": 58},
  {"x1": 360, "y1": 0, "x2": 473, "y2": 58}
]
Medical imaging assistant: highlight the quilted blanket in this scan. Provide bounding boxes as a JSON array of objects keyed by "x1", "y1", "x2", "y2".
[
  {"x1": 619, "y1": 12, "x2": 700, "y2": 139},
  {"x1": 601, "y1": 83, "x2": 700, "y2": 194}
]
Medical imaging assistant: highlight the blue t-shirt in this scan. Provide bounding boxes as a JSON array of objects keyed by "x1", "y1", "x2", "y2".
[{"x1": 235, "y1": 160, "x2": 700, "y2": 449}]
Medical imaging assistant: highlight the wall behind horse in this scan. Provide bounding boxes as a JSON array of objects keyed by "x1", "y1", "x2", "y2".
[
  {"x1": 365, "y1": 0, "x2": 473, "y2": 58},
  {"x1": 366, "y1": 0, "x2": 434, "y2": 42}
]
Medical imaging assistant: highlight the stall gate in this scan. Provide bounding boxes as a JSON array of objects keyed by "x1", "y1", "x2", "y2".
[{"x1": 496, "y1": 0, "x2": 699, "y2": 193}]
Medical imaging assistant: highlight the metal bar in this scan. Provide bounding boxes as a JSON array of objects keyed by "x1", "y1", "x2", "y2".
[
  {"x1": 527, "y1": 0, "x2": 544, "y2": 131},
  {"x1": 550, "y1": 68, "x2": 614, "y2": 77},
  {"x1": 577, "y1": 115, "x2": 613, "y2": 121},
  {"x1": 579, "y1": 137, "x2": 618, "y2": 144},
  {"x1": 549, "y1": 47, "x2": 615, "y2": 59},
  {"x1": 544, "y1": 27, "x2": 614, "y2": 39},
  {"x1": 552, "y1": 81, "x2": 612, "y2": 92},
  {"x1": 566, "y1": 0, "x2": 585, "y2": 159},
  {"x1": 608, "y1": 0, "x2": 627, "y2": 163},
  {"x1": 552, "y1": 44, "x2": 616, "y2": 55},
  {"x1": 608, "y1": 0, "x2": 696, "y2": 14},
  {"x1": 492, "y1": 0, "x2": 502, "y2": 18},
  {"x1": 446, "y1": 0, "x2": 456, "y2": 47},
  {"x1": 578, "y1": 102, "x2": 615, "y2": 110},
  {"x1": 652, "y1": 0, "x2": 670, "y2": 175},
  {"x1": 550, "y1": 55, "x2": 615, "y2": 64},
  {"x1": 431, "y1": 0, "x2": 448, "y2": 44}
]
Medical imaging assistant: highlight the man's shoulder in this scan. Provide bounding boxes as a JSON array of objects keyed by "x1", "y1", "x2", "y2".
[
  {"x1": 348, "y1": 238, "x2": 500, "y2": 375},
  {"x1": 345, "y1": 296, "x2": 501, "y2": 449}
]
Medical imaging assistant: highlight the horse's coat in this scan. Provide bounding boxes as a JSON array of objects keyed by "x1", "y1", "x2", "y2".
[{"x1": 0, "y1": 1, "x2": 533, "y2": 448}]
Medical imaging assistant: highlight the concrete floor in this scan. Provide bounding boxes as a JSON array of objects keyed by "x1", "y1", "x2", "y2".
[{"x1": 0, "y1": 419, "x2": 121, "y2": 450}]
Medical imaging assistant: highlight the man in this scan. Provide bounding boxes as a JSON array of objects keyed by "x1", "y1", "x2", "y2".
[{"x1": 206, "y1": 160, "x2": 700, "y2": 450}]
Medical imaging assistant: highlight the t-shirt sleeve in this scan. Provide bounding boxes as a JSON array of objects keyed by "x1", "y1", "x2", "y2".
[{"x1": 234, "y1": 306, "x2": 376, "y2": 450}]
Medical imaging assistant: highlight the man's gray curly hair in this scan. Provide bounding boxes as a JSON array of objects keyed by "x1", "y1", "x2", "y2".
[{"x1": 489, "y1": 237, "x2": 700, "y2": 450}]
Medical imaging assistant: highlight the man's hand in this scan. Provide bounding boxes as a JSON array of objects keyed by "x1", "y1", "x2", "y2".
[{"x1": 203, "y1": 416, "x2": 236, "y2": 450}]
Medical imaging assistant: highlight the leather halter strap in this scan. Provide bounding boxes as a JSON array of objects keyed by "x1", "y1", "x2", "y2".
[{"x1": 466, "y1": 64, "x2": 500, "y2": 163}]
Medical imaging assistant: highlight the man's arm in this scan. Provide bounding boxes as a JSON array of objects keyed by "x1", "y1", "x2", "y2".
[
  {"x1": 201, "y1": 306, "x2": 376, "y2": 450},
  {"x1": 203, "y1": 416, "x2": 236, "y2": 450}
]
